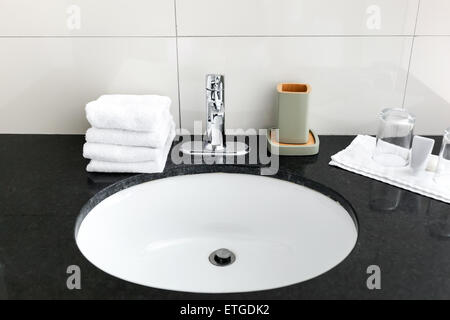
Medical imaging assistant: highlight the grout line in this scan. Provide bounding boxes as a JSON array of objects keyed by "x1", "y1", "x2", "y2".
[
  {"x1": 173, "y1": 0, "x2": 182, "y2": 129},
  {"x1": 0, "y1": 35, "x2": 176, "y2": 38},
  {"x1": 402, "y1": 0, "x2": 421, "y2": 109},
  {"x1": 414, "y1": 34, "x2": 450, "y2": 37},
  {"x1": 0, "y1": 34, "x2": 419, "y2": 39},
  {"x1": 176, "y1": 34, "x2": 413, "y2": 38}
]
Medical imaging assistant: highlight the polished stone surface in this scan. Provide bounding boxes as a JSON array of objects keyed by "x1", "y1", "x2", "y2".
[{"x1": 0, "y1": 134, "x2": 449, "y2": 299}]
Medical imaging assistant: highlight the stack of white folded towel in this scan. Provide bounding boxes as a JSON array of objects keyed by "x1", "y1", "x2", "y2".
[{"x1": 83, "y1": 95, "x2": 176, "y2": 173}]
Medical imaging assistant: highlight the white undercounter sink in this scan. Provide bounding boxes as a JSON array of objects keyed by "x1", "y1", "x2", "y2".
[{"x1": 76, "y1": 171, "x2": 358, "y2": 293}]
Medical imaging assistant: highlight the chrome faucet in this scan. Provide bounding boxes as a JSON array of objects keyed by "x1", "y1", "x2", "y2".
[
  {"x1": 205, "y1": 74, "x2": 226, "y2": 152},
  {"x1": 180, "y1": 74, "x2": 249, "y2": 156}
]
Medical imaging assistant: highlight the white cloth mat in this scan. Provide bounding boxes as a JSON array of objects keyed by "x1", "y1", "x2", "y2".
[{"x1": 330, "y1": 135, "x2": 450, "y2": 204}]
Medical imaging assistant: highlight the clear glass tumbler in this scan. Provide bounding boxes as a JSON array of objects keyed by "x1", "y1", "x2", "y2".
[
  {"x1": 434, "y1": 127, "x2": 450, "y2": 187},
  {"x1": 373, "y1": 108, "x2": 415, "y2": 167}
]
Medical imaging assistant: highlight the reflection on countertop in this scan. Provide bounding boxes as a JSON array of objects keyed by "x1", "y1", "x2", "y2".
[{"x1": 0, "y1": 262, "x2": 7, "y2": 300}]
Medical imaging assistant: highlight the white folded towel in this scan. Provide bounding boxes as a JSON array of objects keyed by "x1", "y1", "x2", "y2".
[
  {"x1": 84, "y1": 122, "x2": 175, "y2": 162},
  {"x1": 86, "y1": 125, "x2": 176, "y2": 173},
  {"x1": 86, "y1": 118, "x2": 174, "y2": 148},
  {"x1": 86, "y1": 95, "x2": 171, "y2": 132},
  {"x1": 330, "y1": 135, "x2": 450, "y2": 204},
  {"x1": 84, "y1": 143, "x2": 163, "y2": 163}
]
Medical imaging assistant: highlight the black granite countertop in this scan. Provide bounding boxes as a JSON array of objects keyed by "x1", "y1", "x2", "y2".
[{"x1": 0, "y1": 134, "x2": 449, "y2": 300}]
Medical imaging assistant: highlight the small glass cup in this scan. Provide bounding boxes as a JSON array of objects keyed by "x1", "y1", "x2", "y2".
[
  {"x1": 434, "y1": 127, "x2": 450, "y2": 187},
  {"x1": 373, "y1": 108, "x2": 415, "y2": 167}
]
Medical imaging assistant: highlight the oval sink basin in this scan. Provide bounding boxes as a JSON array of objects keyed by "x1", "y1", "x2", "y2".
[{"x1": 76, "y1": 171, "x2": 358, "y2": 293}]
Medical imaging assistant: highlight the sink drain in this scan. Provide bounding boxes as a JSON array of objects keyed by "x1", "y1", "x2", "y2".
[{"x1": 209, "y1": 248, "x2": 236, "y2": 267}]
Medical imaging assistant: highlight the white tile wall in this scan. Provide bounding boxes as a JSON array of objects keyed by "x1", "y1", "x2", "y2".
[
  {"x1": 176, "y1": 0, "x2": 418, "y2": 36},
  {"x1": 404, "y1": 37, "x2": 450, "y2": 135},
  {"x1": 416, "y1": 0, "x2": 450, "y2": 35},
  {"x1": 0, "y1": 0, "x2": 175, "y2": 36},
  {"x1": 1, "y1": 0, "x2": 448, "y2": 135},
  {"x1": 402, "y1": 0, "x2": 450, "y2": 135},
  {"x1": 0, "y1": 38, "x2": 179, "y2": 133},
  {"x1": 178, "y1": 37, "x2": 411, "y2": 134}
]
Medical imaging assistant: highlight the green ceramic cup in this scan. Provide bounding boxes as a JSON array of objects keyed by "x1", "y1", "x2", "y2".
[{"x1": 277, "y1": 83, "x2": 311, "y2": 144}]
